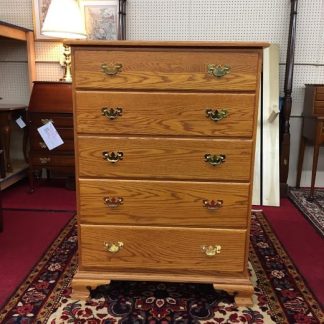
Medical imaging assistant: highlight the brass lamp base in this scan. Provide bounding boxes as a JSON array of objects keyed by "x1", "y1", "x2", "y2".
[{"x1": 60, "y1": 44, "x2": 72, "y2": 82}]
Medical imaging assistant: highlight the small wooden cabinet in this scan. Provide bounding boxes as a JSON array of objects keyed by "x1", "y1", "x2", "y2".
[
  {"x1": 68, "y1": 40, "x2": 267, "y2": 306},
  {"x1": 27, "y1": 81, "x2": 74, "y2": 191},
  {"x1": 296, "y1": 84, "x2": 324, "y2": 200}
]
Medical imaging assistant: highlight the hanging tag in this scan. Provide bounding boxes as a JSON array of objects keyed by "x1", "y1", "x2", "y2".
[
  {"x1": 16, "y1": 116, "x2": 26, "y2": 128},
  {"x1": 37, "y1": 121, "x2": 64, "y2": 150}
]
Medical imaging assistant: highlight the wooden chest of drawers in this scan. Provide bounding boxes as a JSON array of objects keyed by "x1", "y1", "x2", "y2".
[
  {"x1": 28, "y1": 82, "x2": 75, "y2": 190},
  {"x1": 68, "y1": 40, "x2": 267, "y2": 306}
]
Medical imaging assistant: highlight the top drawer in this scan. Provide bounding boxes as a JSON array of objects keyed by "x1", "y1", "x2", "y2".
[{"x1": 73, "y1": 49, "x2": 260, "y2": 91}]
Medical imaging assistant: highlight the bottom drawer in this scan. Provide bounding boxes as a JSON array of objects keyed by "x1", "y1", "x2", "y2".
[{"x1": 80, "y1": 225, "x2": 247, "y2": 274}]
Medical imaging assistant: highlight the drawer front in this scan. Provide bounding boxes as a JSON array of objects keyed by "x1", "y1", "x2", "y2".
[
  {"x1": 76, "y1": 91, "x2": 256, "y2": 137},
  {"x1": 74, "y1": 50, "x2": 260, "y2": 91},
  {"x1": 30, "y1": 128, "x2": 74, "y2": 140},
  {"x1": 314, "y1": 101, "x2": 324, "y2": 116},
  {"x1": 77, "y1": 136, "x2": 253, "y2": 181},
  {"x1": 315, "y1": 87, "x2": 324, "y2": 101},
  {"x1": 30, "y1": 154, "x2": 75, "y2": 167},
  {"x1": 79, "y1": 179, "x2": 250, "y2": 228},
  {"x1": 80, "y1": 225, "x2": 246, "y2": 273},
  {"x1": 29, "y1": 113, "x2": 73, "y2": 128},
  {"x1": 30, "y1": 138, "x2": 74, "y2": 151}
]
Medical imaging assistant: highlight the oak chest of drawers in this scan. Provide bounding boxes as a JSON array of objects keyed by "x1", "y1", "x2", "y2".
[{"x1": 68, "y1": 40, "x2": 267, "y2": 306}]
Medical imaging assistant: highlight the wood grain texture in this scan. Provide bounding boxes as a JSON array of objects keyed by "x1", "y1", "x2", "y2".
[
  {"x1": 79, "y1": 179, "x2": 250, "y2": 227},
  {"x1": 80, "y1": 225, "x2": 246, "y2": 273},
  {"x1": 77, "y1": 136, "x2": 253, "y2": 181},
  {"x1": 74, "y1": 50, "x2": 259, "y2": 91},
  {"x1": 69, "y1": 41, "x2": 264, "y2": 305},
  {"x1": 75, "y1": 91, "x2": 256, "y2": 137}
]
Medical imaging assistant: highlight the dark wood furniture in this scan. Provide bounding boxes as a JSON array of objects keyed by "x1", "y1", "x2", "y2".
[
  {"x1": 280, "y1": 0, "x2": 298, "y2": 196},
  {"x1": 67, "y1": 40, "x2": 267, "y2": 306},
  {"x1": 296, "y1": 84, "x2": 324, "y2": 200},
  {"x1": 27, "y1": 81, "x2": 74, "y2": 191},
  {"x1": 0, "y1": 104, "x2": 28, "y2": 175}
]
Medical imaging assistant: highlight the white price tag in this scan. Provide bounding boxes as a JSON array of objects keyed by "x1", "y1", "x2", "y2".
[
  {"x1": 37, "y1": 121, "x2": 64, "y2": 150},
  {"x1": 16, "y1": 116, "x2": 26, "y2": 128}
]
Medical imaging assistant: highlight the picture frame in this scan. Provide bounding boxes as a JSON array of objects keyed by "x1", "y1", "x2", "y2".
[
  {"x1": 80, "y1": 0, "x2": 125, "y2": 40},
  {"x1": 32, "y1": 0, "x2": 126, "y2": 41}
]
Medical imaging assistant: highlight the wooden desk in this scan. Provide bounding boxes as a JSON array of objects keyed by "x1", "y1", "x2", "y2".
[
  {"x1": 0, "y1": 104, "x2": 28, "y2": 176},
  {"x1": 296, "y1": 84, "x2": 324, "y2": 200},
  {"x1": 28, "y1": 82, "x2": 74, "y2": 191}
]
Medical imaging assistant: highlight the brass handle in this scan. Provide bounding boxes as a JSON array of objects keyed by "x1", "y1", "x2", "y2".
[
  {"x1": 104, "y1": 241, "x2": 123, "y2": 253},
  {"x1": 102, "y1": 151, "x2": 123, "y2": 163},
  {"x1": 104, "y1": 196, "x2": 124, "y2": 208},
  {"x1": 207, "y1": 64, "x2": 231, "y2": 78},
  {"x1": 101, "y1": 107, "x2": 123, "y2": 120},
  {"x1": 204, "y1": 154, "x2": 226, "y2": 166},
  {"x1": 41, "y1": 118, "x2": 54, "y2": 125},
  {"x1": 206, "y1": 109, "x2": 228, "y2": 122},
  {"x1": 203, "y1": 199, "x2": 223, "y2": 210},
  {"x1": 39, "y1": 157, "x2": 51, "y2": 164},
  {"x1": 101, "y1": 63, "x2": 123, "y2": 76},
  {"x1": 39, "y1": 142, "x2": 47, "y2": 149},
  {"x1": 201, "y1": 245, "x2": 222, "y2": 256}
]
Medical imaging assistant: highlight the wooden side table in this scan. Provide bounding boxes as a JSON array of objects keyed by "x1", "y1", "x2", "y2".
[
  {"x1": 0, "y1": 104, "x2": 28, "y2": 177},
  {"x1": 296, "y1": 84, "x2": 324, "y2": 200}
]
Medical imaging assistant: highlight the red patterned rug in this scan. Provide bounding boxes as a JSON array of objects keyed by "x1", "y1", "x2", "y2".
[
  {"x1": 0, "y1": 212, "x2": 323, "y2": 323},
  {"x1": 288, "y1": 187, "x2": 324, "y2": 237}
]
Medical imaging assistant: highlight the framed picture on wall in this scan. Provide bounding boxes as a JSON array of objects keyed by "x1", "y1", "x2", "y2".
[
  {"x1": 32, "y1": 0, "x2": 126, "y2": 41},
  {"x1": 80, "y1": 0, "x2": 126, "y2": 40}
]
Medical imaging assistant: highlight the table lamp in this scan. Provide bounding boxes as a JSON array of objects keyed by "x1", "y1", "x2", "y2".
[{"x1": 41, "y1": 0, "x2": 87, "y2": 82}]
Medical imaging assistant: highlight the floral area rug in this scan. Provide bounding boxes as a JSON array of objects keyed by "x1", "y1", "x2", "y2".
[
  {"x1": 288, "y1": 187, "x2": 324, "y2": 237},
  {"x1": 0, "y1": 213, "x2": 323, "y2": 323}
]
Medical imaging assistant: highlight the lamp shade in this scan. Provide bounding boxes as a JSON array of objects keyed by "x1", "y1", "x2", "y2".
[{"x1": 41, "y1": 0, "x2": 86, "y2": 39}]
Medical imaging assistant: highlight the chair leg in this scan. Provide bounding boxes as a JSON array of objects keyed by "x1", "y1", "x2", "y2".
[{"x1": 296, "y1": 136, "x2": 306, "y2": 188}]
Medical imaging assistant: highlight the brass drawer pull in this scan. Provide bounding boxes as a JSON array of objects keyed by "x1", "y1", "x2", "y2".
[
  {"x1": 201, "y1": 245, "x2": 222, "y2": 256},
  {"x1": 101, "y1": 107, "x2": 123, "y2": 120},
  {"x1": 204, "y1": 154, "x2": 226, "y2": 166},
  {"x1": 104, "y1": 196, "x2": 124, "y2": 208},
  {"x1": 207, "y1": 64, "x2": 231, "y2": 78},
  {"x1": 203, "y1": 199, "x2": 223, "y2": 210},
  {"x1": 39, "y1": 142, "x2": 47, "y2": 149},
  {"x1": 102, "y1": 151, "x2": 123, "y2": 163},
  {"x1": 206, "y1": 109, "x2": 228, "y2": 121},
  {"x1": 40, "y1": 157, "x2": 51, "y2": 164},
  {"x1": 41, "y1": 118, "x2": 54, "y2": 125},
  {"x1": 104, "y1": 241, "x2": 123, "y2": 253},
  {"x1": 101, "y1": 63, "x2": 123, "y2": 76}
]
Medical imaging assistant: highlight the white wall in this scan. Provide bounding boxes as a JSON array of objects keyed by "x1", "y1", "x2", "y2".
[{"x1": 1, "y1": 0, "x2": 324, "y2": 188}]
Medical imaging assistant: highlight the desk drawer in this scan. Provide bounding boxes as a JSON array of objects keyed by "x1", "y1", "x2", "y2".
[
  {"x1": 75, "y1": 91, "x2": 256, "y2": 137},
  {"x1": 30, "y1": 137, "x2": 74, "y2": 151},
  {"x1": 30, "y1": 128, "x2": 74, "y2": 140},
  {"x1": 80, "y1": 225, "x2": 246, "y2": 273},
  {"x1": 314, "y1": 101, "x2": 324, "y2": 115},
  {"x1": 79, "y1": 179, "x2": 250, "y2": 228},
  {"x1": 29, "y1": 113, "x2": 73, "y2": 128},
  {"x1": 74, "y1": 50, "x2": 259, "y2": 91},
  {"x1": 315, "y1": 87, "x2": 324, "y2": 101},
  {"x1": 30, "y1": 154, "x2": 75, "y2": 167},
  {"x1": 77, "y1": 136, "x2": 253, "y2": 181}
]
